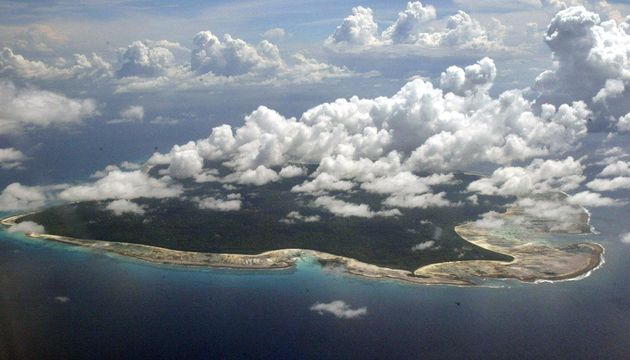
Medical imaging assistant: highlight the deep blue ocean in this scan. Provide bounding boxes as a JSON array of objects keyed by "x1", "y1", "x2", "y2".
[
  {"x1": 1, "y1": 125, "x2": 629, "y2": 359},
  {"x1": 1, "y1": 202, "x2": 629, "y2": 360}
]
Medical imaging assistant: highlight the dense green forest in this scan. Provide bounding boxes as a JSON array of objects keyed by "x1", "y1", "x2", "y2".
[{"x1": 21, "y1": 172, "x2": 513, "y2": 271}]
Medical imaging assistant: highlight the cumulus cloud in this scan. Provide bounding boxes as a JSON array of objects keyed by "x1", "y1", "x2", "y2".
[
  {"x1": 90, "y1": 161, "x2": 142, "y2": 178},
  {"x1": 6, "y1": 24, "x2": 67, "y2": 53},
  {"x1": 279, "y1": 165, "x2": 307, "y2": 178},
  {"x1": 599, "y1": 160, "x2": 630, "y2": 176},
  {"x1": 314, "y1": 196, "x2": 401, "y2": 218},
  {"x1": 2, "y1": 33, "x2": 354, "y2": 92},
  {"x1": 0, "y1": 47, "x2": 112, "y2": 81},
  {"x1": 361, "y1": 172, "x2": 454, "y2": 196},
  {"x1": 360, "y1": 172, "x2": 431, "y2": 195},
  {"x1": 474, "y1": 211, "x2": 506, "y2": 229},
  {"x1": 618, "y1": 113, "x2": 630, "y2": 132},
  {"x1": 227, "y1": 165, "x2": 280, "y2": 186},
  {"x1": 325, "y1": 6, "x2": 380, "y2": 47},
  {"x1": 534, "y1": 6, "x2": 630, "y2": 129},
  {"x1": 411, "y1": 240, "x2": 436, "y2": 251},
  {"x1": 383, "y1": 192, "x2": 453, "y2": 209},
  {"x1": 0, "y1": 148, "x2": 27, "y2": 169},
  {"x1": 326, "y1": 2, "x2": 507, "y2": 52},
  {"x1": 108, "y1": 105, "x2": 144, "y2": 124},
  {"x1": 191, "y1": 31, "x2": 284, "y2": 76},
  {"x1": 262, "y1": 28, "x2": 286, "y2": 39},
  {"x1": 310, "y1": 300, "x2": 367, "y2": 319},
  {"x1": 382, "y1": 1, "x2": 437, "y2": 43},
  {"x1": 621, "y1": 232, "x2": 630, "y2": 244},
  {"x1": 567, "y1": 190, "x2": 621, "y2": 207},
  {"x1": 476, "y1": 196, "x2": 590, "y2": 232},
  {"x1": 280, "y1": 211, "x2": 320, "y2": 224},
  {"x1": 196, "y1": 194, "x2": 242, "y2": 211},
  {"x1": 58, "y1": 170, "x2": 182, "y2": 201},
  {"x1": 116, "y1": 40, "x2": 184, "y2": 78},
  {"x1": 105, "y1": 199, "x2": 146, "y2": 216},
  {"x1": 516, "y1": 197, "x2": 591, "y2": 232},
  {"x1": 587, "y1": 176, "x2": 630, "y2": 191},
  {"x1": 439, "y1": 57, "x2": 496, "y2": 96},
  {"x1": 7, "y1": 221, "x2": 45, "y2": 234},
  {"x1": 115, "y1": 32, "x2": 355, "y2": 92},
  {"x1": 0, "y1": 183, "x2": 49, "y2": 211},
  {"x1": 0, "y1": 80, "x2": 98, "y2": 135},
  {"x1": 152, "y1": 58, "x2": 589, "y2": 183},
  {"x1": 468, "y1": 157, "x2": 585, "y2": 196},
  {"x1": 292, "y1": 173, "x2": 354, "y2": 194},
  {"x1": 166, "y1": 145, "x2": 204, "y2": 180}
]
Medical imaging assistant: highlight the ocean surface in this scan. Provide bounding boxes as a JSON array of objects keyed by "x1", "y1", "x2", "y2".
[{"x1": 1, "y1": 203, "x2": 629, "y2": 360}]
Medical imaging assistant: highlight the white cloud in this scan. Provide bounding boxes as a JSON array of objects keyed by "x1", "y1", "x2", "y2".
[
  {"x1": 262, "y1": 28, "x2": 286, "y2": 39},
  {"x1": 599, "y1": 160, "x2": 630, "y2": 176},
  {"x1": 116, "y1": 40, "x2": 182, "y2": 78},
  {"x1": 618, "y1": 112, "x2": 630, "y2": 132},
  {"x1": 468, "y1": 157, "x2": 585, "y2": 196},
  {"x1": 105, "y1": 199, "x2": 146, "y2": 216},
  {"x1": 292, "y1": 173, "x2": 354, "y2": 194},
  {"x1": 326, "y1": 2, "x2": 508, "y2": 53},
  {"x1": 58, "y1": 170, "x2": 182, "y2": 201},
  {"x1": 0, "y1": 183, "x2": 49, "y2": 211},
  {"x1": 7, "y1": 221, "x2": 45, "y2": 234},
  {"x1": 314, "y1": 196, "x2": 401, "y2": 218},
  {"x1": 313, "y1": 154, "x2": 401, "y2": 184},
  {"x1": 567, "y1": 190, "x2": 621, "y2": 207},
  {"x1": 621, "y1": 232, "x2": 630, "y2": 244},
  {"x1": 2, "y1": 35, "x2": 355, "y2": 92},
  {"x1": 6, "y1": 24, "x2": 67, "y2": 53},
  {"x1": 278, "y1": 165, "x2": 306, "y2": 178},
  {"x1": 54, "y1": 296, "x2": 70, "y2": 303},
  {"x1": 383, "y1": 192, "x2": 452, "y2": 209},
  {"x1": 191, "y1": 31, "x2": 284, "y2": 76},
  {"x1": 167, "y1": 145, "x2": 204, "y2": 180},
  {"x1": 91, "y1": 162, "x2": 142, "y2": 178},
  {"x1": 108, "y1": 105, "x2": 144, "y2": 124},
  {"x1": 474, "y1": 211, "x2": 506, "y2": 229},
  {"x1": 382, "y1": 1, "x2": 437, "y2": 44},
  {"x1": 280, "y1": 211, "x2": 320, "y2": 224},
  {"x1": 587, "y1": 176, "x2": 630, "y2": 191},
  {"x1": 0, "y1": 80, "x2": 98, "y2": 135},
  {"x1": 310, "y1": 300, "x2": 367, "y2": 319},
  {"x1": 534, "y1": 6, "x2": 630, "y2": 128},
  {"x1": 196, "y1": 194, "x2": 242, "y2": 211},
  {"x1": 229, "y1": 165, "x2": 279, "y2": 186},
  {"x1": 0, "y1": 148, "x2": 27, "y2": 169},
  {"x1": 516, "y1": 197, "x2": 591, "y2": 232},
  {"x1": 154, "y1": 58, "x2": 589, "y2": 179},
  {"x1": 360, "y1": 171, "x2": 454, "y2": 196},
  {"x1": 411, "y1": 240, "x2": 436, "y2": 251},
  {"x1": 150, "y1": 116, "x2": 180, "y2": 126},
  {"x1": 439, "y1": 57, "x2": 496, "y2": 96},
  {"x1": 115, "y1": 32, "x2": 355, "y2": 92},
  {"x1": 477, "y1": 196, "x2": 588, "y2": 232},
  {"x1": 325, "y1": 6, "x2": 380, "y2": 47},
  {"x1": 0, "y1": 47, "x2": 112, "y2": 80},
  {"x1": 360, "y1": 171, "x2": 431, "y2": 195}
]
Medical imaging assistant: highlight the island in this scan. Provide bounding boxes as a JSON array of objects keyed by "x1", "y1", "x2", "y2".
[{"x1": 0, "y1": 171, "x2": 604, "y2": 286}]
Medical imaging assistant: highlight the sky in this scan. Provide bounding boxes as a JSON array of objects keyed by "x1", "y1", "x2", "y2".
[{"x1": 1, "y1": 0, "x2": 630, "y2": 241}]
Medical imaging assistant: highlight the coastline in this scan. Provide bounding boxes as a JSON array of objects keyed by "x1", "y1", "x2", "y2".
[{"x1": 0, "y1": 202, "x2": 604, "y2": 287}]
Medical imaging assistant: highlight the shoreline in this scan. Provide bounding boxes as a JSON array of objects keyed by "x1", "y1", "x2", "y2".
[{"x1": 0, "y1": 204, "x2": 604, "y2": 287}]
